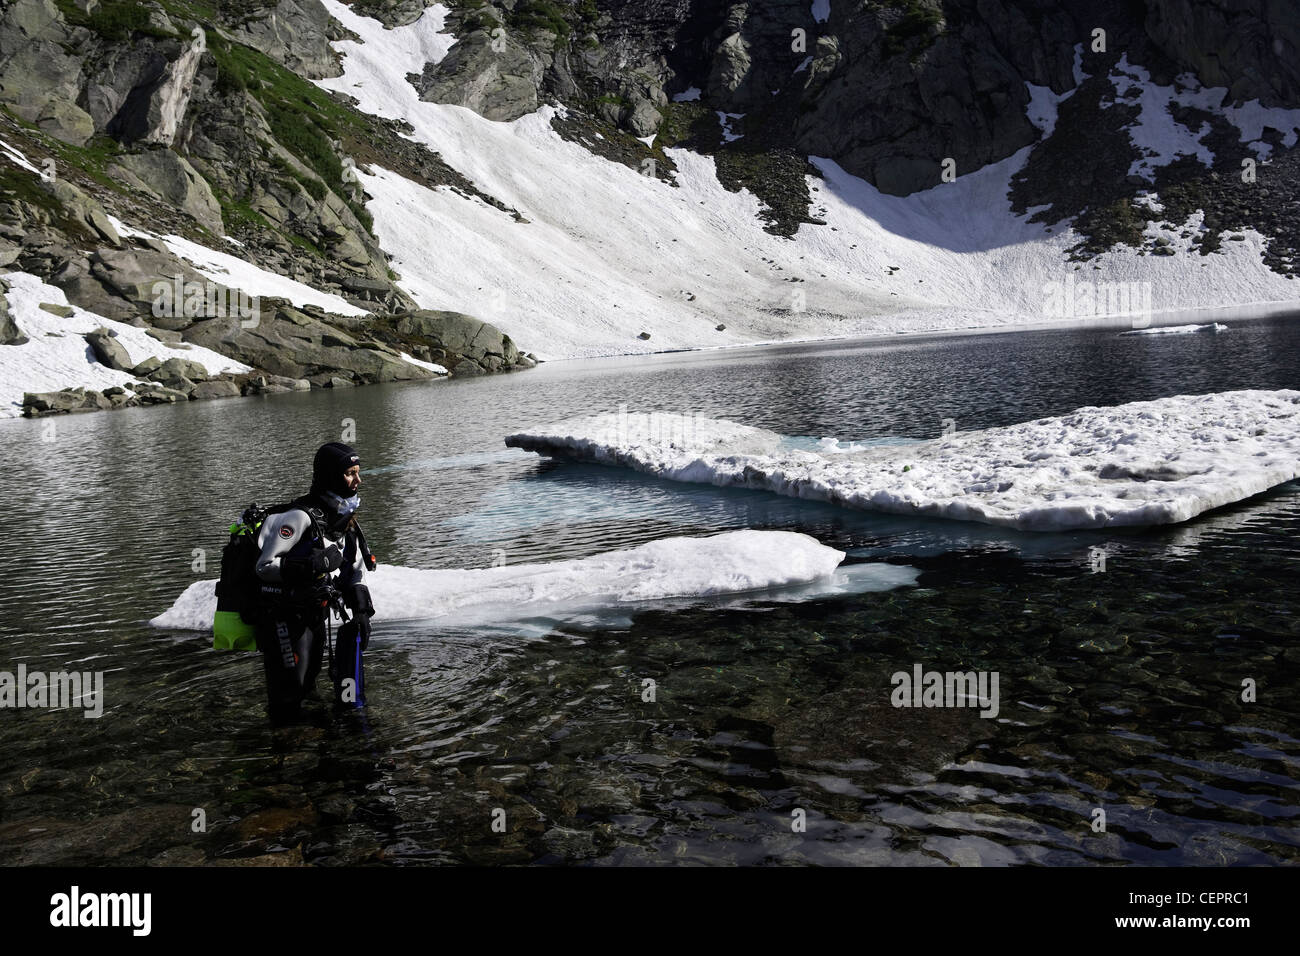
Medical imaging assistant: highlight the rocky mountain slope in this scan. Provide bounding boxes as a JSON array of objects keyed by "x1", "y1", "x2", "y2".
[{"x1": 1, "y1": 0, "x2": 1298, "y2": 415}]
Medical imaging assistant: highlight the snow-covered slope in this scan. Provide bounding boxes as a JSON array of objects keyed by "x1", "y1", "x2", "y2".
[
  {"x1": 314, "y1": 2, "x2": 1300, "y2": 361},
  {"x1": 151, "y1": 529, "x2": 917, "y2": 629},
  {"x1": 505, "y1": 391, "x2": 1300, "y2": 531}
]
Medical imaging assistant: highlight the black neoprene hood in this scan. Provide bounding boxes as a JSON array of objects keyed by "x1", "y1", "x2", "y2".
[{"x1": 311, "y1": 442, "x2": 360, "y2": 497}]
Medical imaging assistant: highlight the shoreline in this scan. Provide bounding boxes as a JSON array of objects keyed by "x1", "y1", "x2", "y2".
[
  {"x1": 4, "y1": 295, "x2": 1298, "y2": 425},
  {"x1": 529, "y1": 296, "x2": 1300, "y2": 367}
]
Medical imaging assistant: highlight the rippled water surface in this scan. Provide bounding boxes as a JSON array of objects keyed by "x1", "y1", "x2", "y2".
[{"x1": 2, "y1": 318, "x2": 1298, "y2": 865}]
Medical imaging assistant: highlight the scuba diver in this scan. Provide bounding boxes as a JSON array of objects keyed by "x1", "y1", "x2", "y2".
[{"x1": 252, "y1": 442, "x2": 376, "y2": 724}]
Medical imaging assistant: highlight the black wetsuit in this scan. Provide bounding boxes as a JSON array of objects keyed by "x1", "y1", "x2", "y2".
[{"x1": 252, "y1": 496, "x2": 371, "y2": 722}]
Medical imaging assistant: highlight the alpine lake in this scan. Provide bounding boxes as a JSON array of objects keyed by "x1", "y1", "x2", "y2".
[{"x1": 2, "y1": 313, "x2": 1298, "y2": 866}]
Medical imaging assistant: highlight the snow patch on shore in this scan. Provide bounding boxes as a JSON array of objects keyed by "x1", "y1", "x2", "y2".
[
  {"x1": 505, "y1": 391, "x2": 1300, "y2": 531},
  {"x1": 0, "y1": 273, "x2": 250, "y2": 417},
  {"x1": 106, "y1": 217, "x2": 365, "y2": 316},
  {"x1": 150, "y1": 530, "x2": 915, "y2": 629}
]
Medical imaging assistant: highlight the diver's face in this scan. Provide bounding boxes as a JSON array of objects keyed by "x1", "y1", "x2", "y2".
[{"x1": 343, "y1": 465, "x2": 361, "y2": 495}]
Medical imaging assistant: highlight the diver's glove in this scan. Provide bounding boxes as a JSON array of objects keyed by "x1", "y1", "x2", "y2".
[
  {"x1": 282, "y1": 545, "x2": 344, "y2": 583},
  {"x1": 343, "y1": 583, "x2": 374, "y2": 650}
]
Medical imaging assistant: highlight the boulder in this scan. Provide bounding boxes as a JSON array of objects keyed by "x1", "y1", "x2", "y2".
[
  {"x1": 49, "y1": 256, "x2": 140, "y2": 323},
  {"x1": 191, "y1": 380, "x2": 241, "y2": 400},
  {"x1": 268, "y1": 374, "x2": 311, "y2": 391},
  {"x1": 131, "y1": 356, "x2": 163, "y2": 377},
  {"x1": 84, "y1": 327, "x2": 133, "y2": 371},
  {"x1": 22, "y1": 387, "x2": 112, "y2": 416},
  {"x1": 412, "y1": 29, "x2": 545, "y2": 122},
  {"x1": 391, "y1": 309, "x2": 520, "y2": 369},
  {"x1": 182, "y1": 315, "x2": 435, "y2": 385},
  {"x1": 109, "y1": 150, "x2": 223, "y2": 235},
  {"x1": 0, "y1": 279, "x2": 28, "y2": 345},
  {"x1": 144, "y1": 327, "x2": 183, "y2": 346},
  {"x1": 45, "y1": 180, "x2": 121, "y2": 246},
  {"x1": 154, "y1": 356, "x2": 210, "y2": 382},
  {"x1": 90, "y1": 247, "x2": 218, "y2": 324},
  {"x1": 132, "y1": 383, "x2": 190, "y2": 404}
]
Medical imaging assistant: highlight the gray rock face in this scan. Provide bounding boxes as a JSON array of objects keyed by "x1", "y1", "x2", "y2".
[
  {"x1": 107, "y1": 39, "x2": 203, "y2": 148},
  {"x1": 84, "y1": 326, "x2": 132, "y2": 371},
  {"x1": 788, "y1": 2, "x2": 1058, "y2": 195},
  {"x1": 109, "y1": 149, "x2": 224, "y2": 235},
  {"x1": 1146, "y1": 0, "x2": 1300, "y2": 106},
  {"x1": 0, "y1": 0, "x2": 94, "y2": 145},
  {"x1": 181, "y1": 309, "x2": 436, "y2": 385},
  {"x1": 339, "y1": 0, "x2": 428, "y2": 28},
  {"x1": 413, "y1": 29, "x2": 548, "y2": 121},
  {"x1": 390, "y1": 309, "x2": 521, "y2": 371},
  {"x1": 229, "y1": 0, "x2": 344, "y2": 79},
  {"x1": 89, "y1": 246, "x2": 219, "y2": 323}
]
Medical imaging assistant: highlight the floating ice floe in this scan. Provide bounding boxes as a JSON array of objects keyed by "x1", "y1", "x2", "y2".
[
  {"x1": 151, "y1": 530, "x2": 914, "y2": 630},
  {"x1": 505, "y1": 391, "x2": 1300, "y2": 531},
  {"x1": 1119, "y1": 323, "x2": 1226, "y2": 336}
]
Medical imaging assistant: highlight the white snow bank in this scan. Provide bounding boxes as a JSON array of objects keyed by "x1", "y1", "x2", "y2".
[
  {"x1": 505, "y1": 391, "x2": 1300, "y2": 531},
  {"x1": 1119, "y1": 322, "x2": 1226, "y2": 336},
  {"x1": 106, "y1": 216, "x2": 366, "y2": 316},
  {"x1": 0, "y1": 273, "x2": 251, "y2": 417},
  {"x1": 149, "y1": 530, "x2": 913, "y2": 630}
]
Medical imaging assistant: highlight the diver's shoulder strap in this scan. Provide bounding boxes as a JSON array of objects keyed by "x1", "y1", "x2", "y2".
[{"x1": 352, "y1": 519, "x2": 377, "y2": 571}]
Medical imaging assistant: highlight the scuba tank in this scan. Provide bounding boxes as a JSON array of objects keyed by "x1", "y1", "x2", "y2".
[
  {"x1": 212, "y1": 503, "x2": 277, "y2": 651},
  {"x1": 211, "y1": 501, "x2": 373, "y2": 651}
]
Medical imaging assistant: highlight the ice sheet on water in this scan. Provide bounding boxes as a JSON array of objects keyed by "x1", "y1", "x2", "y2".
[
  {"x1": 1119, "y1": 323, "x2": 1226, "y2": 336},
  {"x1": 505, "y1": 391, "x2": 1300, "y2": 531},
  {"x1": 150, "y1": 530, "x2": 915, "y2": 632}
]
